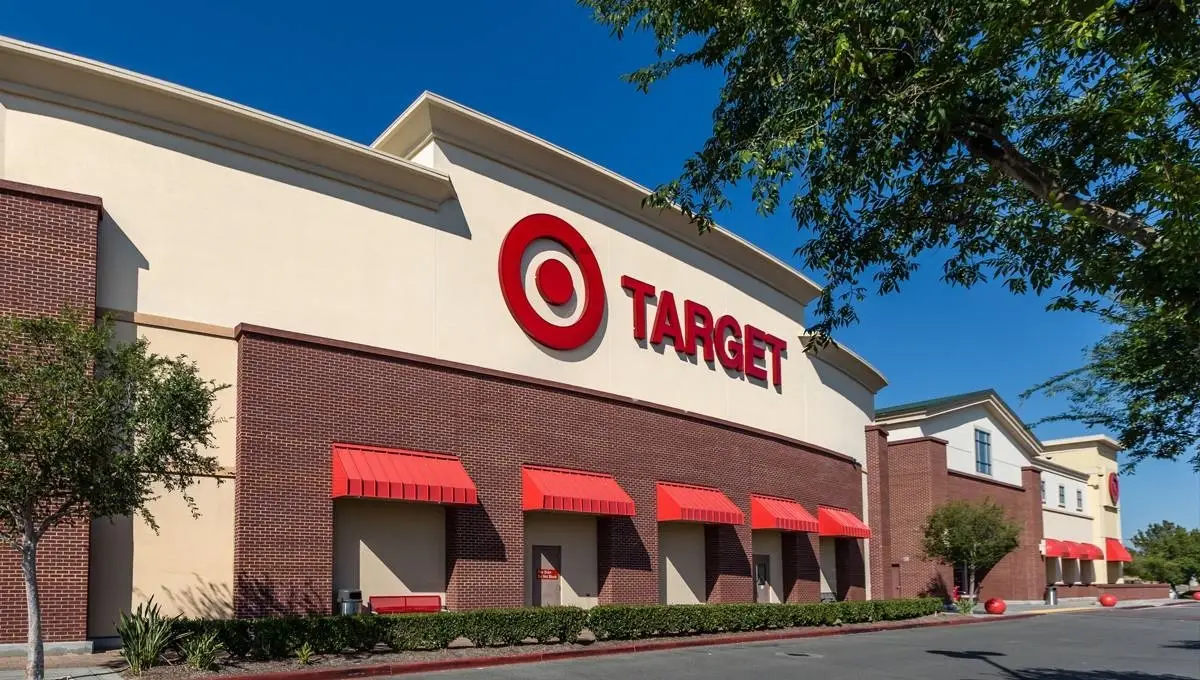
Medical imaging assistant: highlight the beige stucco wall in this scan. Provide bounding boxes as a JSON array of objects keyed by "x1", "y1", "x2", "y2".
[
  {"x1": 750, "y1": 531, "x2": 783, "y2": 603},
  {"x1": 659, "y1": 523, "x2": 705, "y2": 604},
  {"x1": 1041, "y1": 440, "x2": 1123, "y2": 576},
  {"x1": 819, "y1": 537, "x2": 837, "y2": 596},
  {"x1": 0, "y1": 96, "x2": 875, "y2": 464},
  {"x1": 86, "y1": 323, "x2": 237, "y2": 637},
  {"x1": 1042, "y1": 507, "x2": 1094, "y2": 543},
  {"x1": 522, "y1": 513, "x2": 598, "y2": 608},
  {"x1": 88, "y1": 477, "x2": 235, "y2": 638},
  {"x1": 333, "y1": 499, "x2": 446, "y2": 603}
]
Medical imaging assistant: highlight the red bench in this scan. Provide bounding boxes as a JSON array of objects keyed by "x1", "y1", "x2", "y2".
[{"x1": 368, "y1": 594, "x2": 443, "y2": 614}]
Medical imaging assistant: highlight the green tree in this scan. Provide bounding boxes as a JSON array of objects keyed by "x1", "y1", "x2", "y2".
[
  {"x1": 581, "y1": 0, "x2": 1200, "y2": 469},
  {"x1": 921, "y1": 500, "x2": 1020, "y2": 598},
  {"x1": 0, "y1": 310, "x2": 224, "y2": 680},
  {"x1": 1125, "y1": 521, "x2": 1200, "y2": 590}
]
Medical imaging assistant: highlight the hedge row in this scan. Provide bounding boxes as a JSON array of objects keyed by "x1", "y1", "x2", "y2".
[{"x1": 171, "y1": 598, "x2": 941, "y2": 660}]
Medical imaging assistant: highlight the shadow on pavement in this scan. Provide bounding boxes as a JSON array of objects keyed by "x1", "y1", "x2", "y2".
[
  {"x1": 927, "y1": 650, "x2": 1195, "y2": 680},
  {"x1": 1160, "y1": 640, "x2": 1200, "y2": 650}
]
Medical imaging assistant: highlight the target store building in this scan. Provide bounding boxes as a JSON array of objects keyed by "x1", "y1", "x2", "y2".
[{"x1": 0, "y1": 38, "x2": 892, "y2": 646}]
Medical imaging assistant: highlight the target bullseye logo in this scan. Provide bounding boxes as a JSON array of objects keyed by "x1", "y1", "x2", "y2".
[{"x1": 498, "y1": 213, "x2": 605, "y2": 350}]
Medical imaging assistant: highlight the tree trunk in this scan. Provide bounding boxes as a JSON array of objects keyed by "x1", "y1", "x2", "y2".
[
  {"x1": 967, "y1": 565, "x2": 976, "y2": 599},
  {"x1": 21, "y1": 527, "x2": 44, "y2": 680}
]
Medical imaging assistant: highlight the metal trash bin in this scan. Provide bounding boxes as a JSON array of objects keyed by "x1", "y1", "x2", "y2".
[
  {"x1": 1045, "y1": 585, "x2": 1058, "y2": 606},
  {"x1": 336, "y1": 588, "x2": 363, "y2": 616}
]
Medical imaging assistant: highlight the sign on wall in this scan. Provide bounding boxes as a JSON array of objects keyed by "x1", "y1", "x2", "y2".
[
  {"x1": 498, "y1": 214, "x2": 787, "y2": 387},
  {"x1": 1108, "y1": 472, "x2": 1119, "y2": 505}
]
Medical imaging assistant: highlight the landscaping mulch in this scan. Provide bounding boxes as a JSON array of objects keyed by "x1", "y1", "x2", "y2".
[{"x1": 126, "y1": 613, "x2": 951, "y2": 679}]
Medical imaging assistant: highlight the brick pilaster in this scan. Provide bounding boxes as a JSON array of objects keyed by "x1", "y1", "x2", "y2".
[
  {"x1": 0, "y1": 179, "x2": 101, "y2": 643},
  {"x1": 865, "y1": 426, "x2": 890, "y2": 599}
]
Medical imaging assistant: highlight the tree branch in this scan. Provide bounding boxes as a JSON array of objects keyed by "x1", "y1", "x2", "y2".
[
  {"x1": 35, "y1": 499, "x2": 82, "y2": 542},
  {"x1": 954, "y1": 124, "x2": 1158, "y2": 248}
]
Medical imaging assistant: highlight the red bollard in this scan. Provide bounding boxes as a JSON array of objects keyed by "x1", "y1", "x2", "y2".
[
  {"x1": 984, "y1": 598, "x2": 1007, "y2": 615},
  {"x1": 1191, "y1": 591, "x2": 1200, "y2": 601},
  {"x1": 1099, "y1": 593, "x2": 1118, "y2": 607}
]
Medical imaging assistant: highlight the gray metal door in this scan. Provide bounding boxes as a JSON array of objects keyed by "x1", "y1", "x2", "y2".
[
  {"x1": 532, "y1": 545, "x2": 562, "y2": 607},
  {"x1": 753, "y1": 554, "x2": 771, "y2": 603}
]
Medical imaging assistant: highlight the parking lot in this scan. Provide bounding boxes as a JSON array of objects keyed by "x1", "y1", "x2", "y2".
[{"x1": 403, "y1": 603, "x2": 1200, "y2": 680}]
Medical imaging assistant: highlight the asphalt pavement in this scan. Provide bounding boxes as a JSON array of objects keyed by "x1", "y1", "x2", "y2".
[{"x1": 399, "y1": 603, "x2": 1200, "y2": 680}]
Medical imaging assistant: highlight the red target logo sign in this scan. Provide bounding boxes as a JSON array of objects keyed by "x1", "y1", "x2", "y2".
[
  {"x1": 1108, "y1": 472, "x2": 1119, "y2": 505},
  {"x1": 498, "y1": 214, "x2": 605, "y2": 350}
]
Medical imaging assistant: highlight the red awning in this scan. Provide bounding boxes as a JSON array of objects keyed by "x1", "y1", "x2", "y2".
[
  {"x1": 1060, "y1": 541, "x2": 1083, "y2": 559},
  {"x1": 1105, "y1": 538, "x2": 1133, "y2": 563},
  {"x1": 1042, "y1": 539, "x2": 1067, "y2": 558},
  {"x1": 331, "y1": 444, "x2": 478, "y2": 504},
  {"x1": 818, "y1": 506, "x2": 871, "y2": 539},
  {"x1": 657, "y1": 482, "x2": 744, "y2": 525},
  {"x1": 522, "y1": 466, "x2": 635, "y2": 516},
  {"x1": 1078, "y1": 542, "x2": 1105, "y2": 560},
  {"x1": 750, "y1": 494, "x2": 818, "y2": 532}
]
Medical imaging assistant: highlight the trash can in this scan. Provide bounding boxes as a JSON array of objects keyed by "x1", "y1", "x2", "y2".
[
  {"x1": 335, "y1": 588, "x2": 363, "y2": 615},
  {"x1": 1045, "y1": 585, "x2": 1058, "y2": 606}
]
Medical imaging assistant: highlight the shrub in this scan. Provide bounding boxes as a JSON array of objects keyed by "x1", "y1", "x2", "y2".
[
  {"x1": 458, "y1": 607, "x2": 586, "y2": 646},
  {"x1": 587, "y1": 598, "x2": 942, "y2": 641},
  {"x1": 179, "y1": 630, "x2": 224, "y2": 671},
  {"x1": 175, "y1": 618, "x2": 251, "y2": 659},
  {"x1": 295, "y1": 642, "x2": 315, "y2": 665},
  {"x1": 118, "y1": 598, "x2": 182, "y2": 674},
  {"x1": 383, "y1": 614, "x2": 460, "y2": 651},
  {"x1": 954, "y1": 597, "x2": 977, "y2": 615}
]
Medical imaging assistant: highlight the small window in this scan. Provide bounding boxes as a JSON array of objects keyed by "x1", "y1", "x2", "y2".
[
  {"x1": 1076, "y1": 489, "x2": 1084, "y2": 511},
  {"x1": 1058, "y1": 485, "x2": 1066, "y2": 507},
  {"x1": 974, "y1": 429, "x2": 992, "y2": 475},
  {"x1": 1041, "y1": 481, "x2": 1046, "y2": 504}
]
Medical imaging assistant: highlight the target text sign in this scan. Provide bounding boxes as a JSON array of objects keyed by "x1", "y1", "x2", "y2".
[{"x1": 499, "y1": 213, "x2": 788, "y2": 388}]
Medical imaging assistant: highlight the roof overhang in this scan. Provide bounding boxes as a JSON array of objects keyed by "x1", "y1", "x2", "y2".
[
  {"x1": 875, "y1": 390, "x2": 1044, "y2": 459},
  {"x1": 798, "y1": 334, "x2": 888, "y2": 394},
  {"x1": 1042, "y1": 435, "x2": 1123, "y2": 453},
  {"x1": 374, "y1": 92, "x2": 825, "y2": 307},
  {"x1": 0, "y1": 35, "x2": 455, "y2": 209}
]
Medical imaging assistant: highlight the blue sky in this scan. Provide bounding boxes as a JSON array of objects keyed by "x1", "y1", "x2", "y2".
[{"x1": 4, "y1": 0, "x2": 1195, "y2": 536}]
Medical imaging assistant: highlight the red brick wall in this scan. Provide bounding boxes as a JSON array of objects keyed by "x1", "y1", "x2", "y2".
[
  {"x1": 877, "y1": 436, "x2": 1046, "y2": 602},
  {"x1": 233, "y1": 327, "x2": 867, "y2": 616},
  {"x1": 0, "y1": 179, "x2": 101, "y2": 643},
  {"x1": 865, "y1": 426, "x2": 890, "y2": 599},
  {"x1": 882, "y1": 437, "x2": 951, "y2": 599},
  {"x1": 944, "y1": 468, "x2": 1044, "y2": 601}
]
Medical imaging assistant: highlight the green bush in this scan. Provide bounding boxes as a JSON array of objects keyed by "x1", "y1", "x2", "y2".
[
  {"x1": 587, "y1": 598, "x2": 943, "y2": 641},
  {"x1": 383, "y1": 613, "x2": 460, "y2": 651},
  {"x1": 168, "y1": 598, "x2": 943, "y2": 656},
  {"x1": 458, "y1": 607, "x2": 587, "y2": 646}
]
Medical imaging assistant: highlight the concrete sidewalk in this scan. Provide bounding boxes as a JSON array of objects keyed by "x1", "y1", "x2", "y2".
[
  {"x1": 988, "y1": 596, "x2": 1184, "y2": 616},
  {"x1": 0, "y1": 669, "x2": 122, "y2": 680}
]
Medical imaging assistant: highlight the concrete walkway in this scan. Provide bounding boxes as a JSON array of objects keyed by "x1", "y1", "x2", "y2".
[
  {"x1": 987, "y1": 596, "x2": 1184, "y2": 616},
  {"x1": 0, "y1": 669, "x2": 122, "y2": 680}
]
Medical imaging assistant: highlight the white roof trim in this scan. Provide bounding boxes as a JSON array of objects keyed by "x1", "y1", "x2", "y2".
[
  {"x1": 373, "y1": 91, "x2": 825, "y2": 306},
  {"x1": 0, "y1": 35, "x2": 455, "y2": 209}
]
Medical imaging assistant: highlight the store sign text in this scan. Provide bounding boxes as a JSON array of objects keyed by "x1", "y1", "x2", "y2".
[{"x1": 621, "y1": 275, "x2": 787, "y2": 387}]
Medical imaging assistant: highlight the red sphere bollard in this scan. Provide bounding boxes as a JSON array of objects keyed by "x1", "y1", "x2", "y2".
[
  {"x1": 984, "y1": 598, "x2": 1007, "y2": 615},
  {"x1": 1191, "y1": 591, "x2": 1200, "y2": 601},
  {"x1": 1099, "y1": 593, "x2": 1118, "y2": 607}
]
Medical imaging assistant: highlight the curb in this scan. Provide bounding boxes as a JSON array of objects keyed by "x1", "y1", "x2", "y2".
[{"x1": 216, "y1": 613, "x2": 1046, "y2": 680}]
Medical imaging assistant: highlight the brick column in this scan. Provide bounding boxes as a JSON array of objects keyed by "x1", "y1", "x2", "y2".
[
  {"x1": 597, "y1": 514, "x2": 657, "y2": 605},
  {"x1": 884, "y1": 437, "x2": 951, "y2": 599},
  {"x1": 865, "y1": 426, "x2": 890, "y2": 599},
  {"x1": 1018, "y1": 467, "x2": 1047, "y2": 600},
  {"x1": 704, "y1": 523, "x2": 752, "y2": 603},
  {"x1": 0, "y1": 179, "x2": 101, "y2": 644}
]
